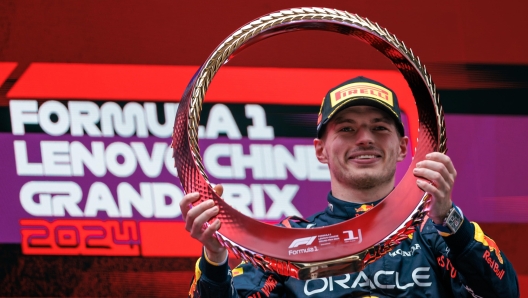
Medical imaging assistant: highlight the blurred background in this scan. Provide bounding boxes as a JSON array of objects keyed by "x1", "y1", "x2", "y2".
[{"x1": 0, "y1": 1, "x2": 527, "y2": 296}]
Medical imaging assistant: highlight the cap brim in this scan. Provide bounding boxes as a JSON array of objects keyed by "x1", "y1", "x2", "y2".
[{"x1": 317, "y1": 97, "x2": 404, "y2": 138}]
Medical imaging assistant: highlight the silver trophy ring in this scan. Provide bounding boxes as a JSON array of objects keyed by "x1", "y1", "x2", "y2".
[{"x1": 173, "y1": 7, "x2": 445, "y2": 280}]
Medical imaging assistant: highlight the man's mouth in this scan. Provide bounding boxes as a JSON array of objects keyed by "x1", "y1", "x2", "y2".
[
  {"x1": 348, "y1": 151, "x2": 383, "y2": 163},
  {"x1": 353, "y1": 154, "x2": 378, "y2": 160}
]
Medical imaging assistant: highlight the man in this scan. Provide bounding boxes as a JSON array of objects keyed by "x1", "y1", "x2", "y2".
[{"x1": 180, "y1": 76, "x2": 519, "y2": 297}]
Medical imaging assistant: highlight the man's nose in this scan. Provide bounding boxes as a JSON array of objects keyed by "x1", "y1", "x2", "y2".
[{"x1": 355, "y1": 127, "x2": 374, "y2": 145}]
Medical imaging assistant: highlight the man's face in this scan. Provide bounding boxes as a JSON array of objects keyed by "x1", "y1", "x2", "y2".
[{"x1": 314, "y1": 105, "x2": 408, "y2": 190}]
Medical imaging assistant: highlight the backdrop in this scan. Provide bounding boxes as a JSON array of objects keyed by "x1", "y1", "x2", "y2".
[{"x1": 0, "y1": 1, "x2": 527, "y2": 296}]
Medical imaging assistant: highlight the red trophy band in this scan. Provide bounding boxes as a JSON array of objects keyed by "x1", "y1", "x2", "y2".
[{"x1": 173, "y1": 8, "x2": 441, "y2": 277}]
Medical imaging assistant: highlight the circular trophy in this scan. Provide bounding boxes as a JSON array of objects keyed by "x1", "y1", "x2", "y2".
[{"x1": 173, "y1": 7, "x2": 445, "y2": 280}]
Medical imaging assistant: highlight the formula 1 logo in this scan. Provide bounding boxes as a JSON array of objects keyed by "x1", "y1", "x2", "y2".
[
  {"x1": 289, "y1": 236, "x2": 317, "y2": 248},
  {"x1": 343, "y1": 229, "x2": 362, "y2": 244}
]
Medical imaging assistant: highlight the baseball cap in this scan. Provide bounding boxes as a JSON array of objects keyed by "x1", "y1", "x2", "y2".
[{"x1": 316, "y1": 76, "x2": 405, "y2": 138}]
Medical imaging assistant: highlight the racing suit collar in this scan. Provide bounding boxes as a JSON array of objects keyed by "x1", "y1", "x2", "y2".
[{"x1": 325, "y1": 192, "x2": 384, "y2": 219}]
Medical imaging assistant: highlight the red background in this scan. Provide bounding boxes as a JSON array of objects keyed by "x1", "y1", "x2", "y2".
[{"x1": 1, "y1": 0, "x2": 527, "y2": 296}]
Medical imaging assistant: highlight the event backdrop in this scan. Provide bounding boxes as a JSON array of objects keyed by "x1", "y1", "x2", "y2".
[{"x1": 0, "y1": 1, "x2": 527, "y2": 296}]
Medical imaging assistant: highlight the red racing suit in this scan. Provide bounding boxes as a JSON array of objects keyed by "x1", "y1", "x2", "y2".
[{"x1": 188, "y1": 193, "x2": 519, "y2": 297}]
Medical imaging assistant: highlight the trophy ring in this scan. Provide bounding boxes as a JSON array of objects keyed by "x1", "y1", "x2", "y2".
[{"x1": 172, "y1": 7, "x2": 446, "y2": 280}]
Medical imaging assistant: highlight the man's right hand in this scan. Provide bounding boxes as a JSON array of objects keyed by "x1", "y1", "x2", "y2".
[{"x1": 179, "y1": 184, "x2": 228, "y2": 264}]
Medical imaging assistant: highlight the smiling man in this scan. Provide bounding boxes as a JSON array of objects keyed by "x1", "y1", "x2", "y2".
[
  {"x1": 314, "y1": 104, "x2": 407, "y2": 204},
  {"x1": 180, "y1": 76, "x2": 520, "y2": 297}
]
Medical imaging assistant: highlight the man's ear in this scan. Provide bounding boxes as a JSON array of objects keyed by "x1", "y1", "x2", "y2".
[
  {"x1": 397, "y1": 136, "x2": 409, "y2": 162},
  {"x1": 314, "y1": 138, "x2": 328, "y2": 164}
]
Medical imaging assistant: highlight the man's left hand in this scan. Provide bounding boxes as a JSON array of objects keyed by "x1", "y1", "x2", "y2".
[{"x1": 413, "y1": 152, "x2": 457, "y2": 225}]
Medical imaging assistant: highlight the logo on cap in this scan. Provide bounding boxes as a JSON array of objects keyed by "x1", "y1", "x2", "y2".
[{"x1": 329, "y1": 82, "x2": 394, "y2": 108}]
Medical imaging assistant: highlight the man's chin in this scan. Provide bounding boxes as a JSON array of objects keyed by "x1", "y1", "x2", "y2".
[
  {"x1": 348, "y1": 177, "x2": 379, "y2": 190},
  {"x1": 344, "y1": 172, "x2": 395, "y2": 190}
]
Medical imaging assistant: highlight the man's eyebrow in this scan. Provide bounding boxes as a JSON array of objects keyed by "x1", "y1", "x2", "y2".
[
  {"x1": 333, "y1": 117, "x2": 356, "y2": 124},
  {"x1": 371, "y1": 117, "x2": 393, "y2": 124}
]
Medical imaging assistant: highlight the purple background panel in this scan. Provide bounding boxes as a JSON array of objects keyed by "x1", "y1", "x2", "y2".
[
  {"x1": 1, "y1": 113, "x2": 528, "y2": 244},
  {"x1": 445, "y1": 114, "x2": 528, "y2": 223}
]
